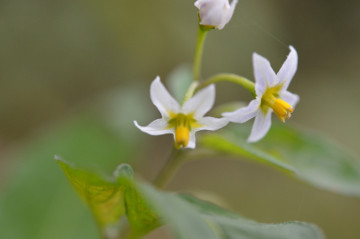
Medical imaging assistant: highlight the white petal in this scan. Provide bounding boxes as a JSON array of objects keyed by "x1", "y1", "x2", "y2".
[
  {"x1": 195, "y1": 116, "x2": 229, "y2": 131},
  {"x1": 222, "y1": 98, "x2": 261, "y2": 123},
  {"x1": 247, "y1": 110, "x2": 272, "y2": 143},
  {"x1": 195, "y1": 0, "x2": 237, "y2": 30},
  {"x1": 277, "y1": 46, "x2": 298, "y2": 91},
  {"x1": 280, "y1": 91, "x2": 300, "y2": 107},
  {"x1": 185, "y1": 132, "x2": 196, "y2": 149},
  {"x1": 223, "y1": 0, "x2": 238, "y2": 29},
  {"x1": 253, "y1": 52, "x2": 278, "y2": 96},
  {"x1": 150, "y1": 76, "x2": 180, "y2": 118},
  {"x1": 182, "y1": 84, "x2": 215, "y2": 118},
  {"x1": 134, "y1": 119, "x2": 172, "y2": 136}
]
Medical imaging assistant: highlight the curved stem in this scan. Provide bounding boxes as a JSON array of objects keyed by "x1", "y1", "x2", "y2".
[
  {"x1": 193, "y1": 26, "x2": 208, "y2": 82},
  {"x1": 199, "y1": 73, "x2": 256, "y2": 97},
  {"x1": 153, "y1": 148, "x2": 185, "y2": 189}
]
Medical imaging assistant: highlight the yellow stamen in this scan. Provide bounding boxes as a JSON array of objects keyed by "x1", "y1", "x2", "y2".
[
  {"x1": 175, "y1": 125, "x2": 189, "y2": 149},
  {"x1": 272, "y1": 98, "x2": 293, "y2": 122},
  {"x1": 261, "y1": 86, "x2": 294, "y2": 122}
]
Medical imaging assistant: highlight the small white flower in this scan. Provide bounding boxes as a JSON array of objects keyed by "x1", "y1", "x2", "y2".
[
  {"x1": 223, "y1": 46, "x2": 300, "y2": 142},
  {"x1": 134, "y1": 77, "x2": 228, "y2": 149},
  {"x1": 194, "y1": 0, "x2": 238, "y2": 30}
]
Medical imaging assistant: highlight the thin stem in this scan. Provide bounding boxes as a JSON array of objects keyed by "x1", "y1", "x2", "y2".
[
  {"x1": 199, "y1": 73, "x2": 256, "y2": 97},
  {"x1": 182, "y1": 81, "x2": 199, "y2": 104},
  {"x1": 153, "y1": 148, "x2": 185, "y2": 189},
  {"x1": 193, "y1": 26, "x2": 208, "y2": 82}
]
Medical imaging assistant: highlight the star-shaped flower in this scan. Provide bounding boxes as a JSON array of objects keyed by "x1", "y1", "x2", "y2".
[
  {"x1": 134, "y1": 77, "x2": 228, "y2": 149},
  {"x1": 223, "y1": 46, "x2": 300, "y2": 142},
  {"x1": 195, "y1": 0, "x2": 238, "y2": 30}
]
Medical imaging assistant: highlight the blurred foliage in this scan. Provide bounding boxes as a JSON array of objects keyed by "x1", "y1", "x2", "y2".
[
  {"x1": 0, "y1": 114, "x2": 139, "y2": 238},
  {"x1": 201, "y1": 124, "x2": 360, "y2": 196},
  {"x1": 57, "y1": 159, "x2": 324, "y2": 239},
  {"x1": 0, "y1": 79, "x2": 153, "y2": 238}
]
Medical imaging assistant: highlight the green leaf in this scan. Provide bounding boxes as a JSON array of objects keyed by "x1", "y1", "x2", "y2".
[
  {"x1": 200, "y1": 124, "x2": 360, "y2": 197},
  {"x1": 139, "y1": 183, "x2": 219, "y2": 239},
  {"x1": 180, "y1": 194, "x2": 324, "y2": 239},
  {"x1": 57, "y1": 161, "x2": 324, "y2": 239},
  {"x1": 57, "y1": 159, "x2": 159, "y2": 238},
  {"x1": 56, "y1": 159, "x2": 129, "y2": 230},
  {"x1": 139, "y1": 183, "x2": 323, "y2": 239}
]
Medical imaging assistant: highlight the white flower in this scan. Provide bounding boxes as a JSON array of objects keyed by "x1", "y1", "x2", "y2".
[
  {"x1": 223, "y1": 46, "x2": 300, "y2": 142},
  {"x1": 194, "y1": 0, "x2": 238, "y2": 30},
  {"x1": 134, "y1": 77, "x2": 228, "y2": 149}
]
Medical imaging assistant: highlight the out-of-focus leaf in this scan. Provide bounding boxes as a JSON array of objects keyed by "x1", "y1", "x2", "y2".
[
  {"x1": 180, "y1": 194, "x2": 324, "y2": 239},
  {"x1": 57, "y1": 159, "x2": 159, "y2": 238},
  {"x1": 57, "y1": 159, "x2": 128, "y2": 233},
  {"x1": 139, "y1": 183, "x2": 324, "y2": 239},
  {"x1": 0, "y1": 116, "x2": 139, "y2": 239},
  {"x1": 200, "y1": 124, "x2": 360, "y2": 197},
  {"x1": 58, "y1": 161, "x2": 324, "y2": 239},
  {"x1": 139, "y1": 183, "x2": 219, "y2": 239},
  {"x1": 167, "y1": 64, "x2": 193, "y2": 102}
]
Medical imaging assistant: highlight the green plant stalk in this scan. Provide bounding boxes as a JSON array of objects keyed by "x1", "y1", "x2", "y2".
[
  {"x1": 153, "y1": 149, "x2": 185, "y2": 189},
  {"x1": 199, "y1": 73, "x2": 256, "y2": 97},
  {"x1": 182, "y1": 81, "x2": 199, "y2": 104},
  {"x1": 193, "y1": 26, "x2": 208, "y2": 82}
]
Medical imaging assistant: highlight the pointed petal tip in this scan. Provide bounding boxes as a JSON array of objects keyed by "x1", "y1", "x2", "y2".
[
  {"x1": 205, "y1": 83, "x2": 216, "y2": 94},
  {"x1": 185, "y1": 132, "x2": 196, "y2": 149},
  {"x1": 289, "y1": 45, "x2": 296, "y2": 52},
  {"x1": 133, "y1": 120, "x2": 142, "y2": 129},
  {"x1": 246, "y1": 137, "x2": 258, "y2": 143},
  {"x1": 252, "y1": 52, "x2": 261, "y2": 59},
  {"x1": 152, "y1": 75, "x2": 161, "y2": 85}
]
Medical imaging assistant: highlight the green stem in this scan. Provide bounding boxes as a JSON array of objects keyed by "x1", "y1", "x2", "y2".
[
  {"x1": 153, "y1": 148, "x2": 185, "y2": 189},
  {"x1": 193, "y1": 26, "x2": 208, "y2": 82},
  {"x1": 182, "y1": 81, "x2": 199, "y2": 105},
  {"x1": 199, "y1": 73, "x2": 256, "y2": 97}
]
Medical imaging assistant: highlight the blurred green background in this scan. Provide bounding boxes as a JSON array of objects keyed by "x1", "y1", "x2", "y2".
[{"x1": 0, "y1": 0, "x2": 359, "y2": 238}]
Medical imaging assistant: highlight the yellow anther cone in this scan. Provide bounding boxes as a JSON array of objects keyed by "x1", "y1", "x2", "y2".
[{"x1": 175, "y1": 125, "x2": 190, "y2": 149}]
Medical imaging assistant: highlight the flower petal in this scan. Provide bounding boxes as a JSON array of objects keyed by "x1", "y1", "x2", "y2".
[
  {"x1": 277, "y1": 46, "x2": 298, "y2": 91},
  {"x1": 224, "y1": 0, "x2": 238, "y2": 29},
  {"x1": 134, "y1": 119, "x2": 172, "y2": 136},
  {"x1": 150, "y1": 76, "x2": 180, "y2": 118},
  {"x1": 182, "y1": 84, "x2": 215, "y2": 118},
  {"x1": 222, "y1": 98, "x2": 261, "y2": 123},
  {"x1": 247, "y1": 110, "x2": 272, "y2": 143},
  {"x1": 195, "y1": 116, "x2": 229, "y2": 131},
  {"x1": 280, "y1": 91, "x2": 300, "y2": 107},
  {"x1": 195, "y1": 0, "x2": 236, "y2": 30},
  {"x1": 253, "y1": 52, "x2": 278, "y2": 96},
  {"x1": 185, "y1": 131, "x2": 196, "y2": 149}
]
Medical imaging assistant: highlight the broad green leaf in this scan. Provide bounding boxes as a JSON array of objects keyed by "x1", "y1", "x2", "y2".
[
  {"x1": 180, "y1": 194, "x2": 324, "y2": 239},
  {"x1": 57, "y1": 159, "x2": 159, "y2": 238},
  {"x1": 139, "y1": 183, "x2": 323, "y2": 239},
  {"x1": 139, "y1": 183, "x2": 219, "y2": 239},
  {"x1": 200, "y1": 124, "x2": 360, "y2": 197},
  {"x1": 57, "y1": 161, "x2": 324, "y2": 239},
  {"x1": 57, "y1": 159, "x2": 129, "y2": 231}
]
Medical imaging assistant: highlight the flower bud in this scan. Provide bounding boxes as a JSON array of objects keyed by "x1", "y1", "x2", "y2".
[{"x1": 194, "y1": 0, "x2": 238, "y2": 30}]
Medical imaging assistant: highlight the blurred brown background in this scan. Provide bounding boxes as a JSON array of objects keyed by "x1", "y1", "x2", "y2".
[{"x1": 0, "y1": 0, "x2": 359, "y2": 238}]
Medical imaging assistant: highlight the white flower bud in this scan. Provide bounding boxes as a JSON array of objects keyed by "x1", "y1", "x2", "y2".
[{"x1": 194, "y1": 0, "x2": 238, "y2": 30}]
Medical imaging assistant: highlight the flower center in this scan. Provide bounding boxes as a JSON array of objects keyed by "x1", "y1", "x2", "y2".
[
  {"x1": 261, "y1": 86, "x2": 293, "y2": 122},
  {"x1": 168, "y1": 113, "x2": 199, "y2": 149}
]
